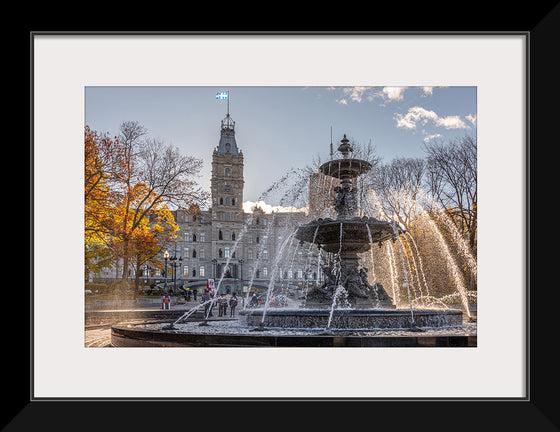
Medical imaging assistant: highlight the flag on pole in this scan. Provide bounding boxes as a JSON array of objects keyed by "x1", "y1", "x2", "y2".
[{"x1": 216, "y1": 91, "x2": 228, "y2": 100}]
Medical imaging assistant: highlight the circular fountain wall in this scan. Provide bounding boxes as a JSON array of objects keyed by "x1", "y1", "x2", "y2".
[{"x1": 238, "y1": 308, "x2": 463, "y2": 330}]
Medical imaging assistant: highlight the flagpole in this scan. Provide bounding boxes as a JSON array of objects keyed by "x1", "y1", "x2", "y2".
[{"x1": 227, "y1": 90, "x2": 230, "y2": 117}]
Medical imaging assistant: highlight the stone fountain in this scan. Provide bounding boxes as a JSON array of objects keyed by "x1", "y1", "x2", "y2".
[
  {"x1": 295, "y1": 134, "x2": 400, "y2": 309},
  {"x1": 238, "y1": 135, "x2": 462, "y2": 331}
]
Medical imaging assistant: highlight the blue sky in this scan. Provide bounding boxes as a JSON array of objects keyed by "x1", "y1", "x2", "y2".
[{"x1": 85, "y1": 86, "x2": 476, "y2": 204}]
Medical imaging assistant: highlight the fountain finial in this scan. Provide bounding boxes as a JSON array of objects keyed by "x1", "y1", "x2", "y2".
[{"x1": 338, "y1": 134, "x2": 352, "y2": 158}]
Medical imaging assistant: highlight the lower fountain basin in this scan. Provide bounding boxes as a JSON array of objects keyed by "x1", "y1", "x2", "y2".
[{"x1": 238, "y1": 308, "x2": 463, "y2": 330}]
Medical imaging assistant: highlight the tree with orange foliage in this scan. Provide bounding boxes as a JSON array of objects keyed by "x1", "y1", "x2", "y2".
[{"x1": 84, "y1": 121, "x2": 208, "y2": 292}]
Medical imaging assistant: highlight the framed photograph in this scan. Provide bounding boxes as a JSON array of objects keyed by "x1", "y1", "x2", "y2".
[{"x1": 23, "y1": 22, "x2": 554, "y2": 429}]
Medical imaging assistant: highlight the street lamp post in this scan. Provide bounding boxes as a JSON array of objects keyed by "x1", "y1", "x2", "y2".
[
  {"x1": 169, "y1": 255, "x2": 183, "y2": 293},
  {"x1": 163, "y1": 250, "x2": 169, "y2": 294},
  {"x1": 238, "y1": 259, "x2": 244, "y2": 294}
]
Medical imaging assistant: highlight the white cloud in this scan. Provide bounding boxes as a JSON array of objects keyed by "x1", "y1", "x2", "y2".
[
  {"x1": 382, "y1": 87, "x2": 406, "y2": 101},
  {"x1": 336, "y1": 86, "x2": 408, "y2": 104},
  {"x1": 243, "y1": 201, "x2": 307, "y2": 214},
  {"x1": 423, "y1": 133, "x2": 442, "y2": 142},
  {"x1": 395, "y1": 106, "x2": 468, "y2": 130},
  {"x1": 466, "y1": 113, "x2": 477, "y2": 126},
  {"x1": 421, "y1": 87, "x2": 433, "y2": 96}
]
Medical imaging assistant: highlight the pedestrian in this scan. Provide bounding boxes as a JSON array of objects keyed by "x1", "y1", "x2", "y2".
[
  {"x1": 162, "y1": 294, "x2": 171, "y2": 310},
  {"x1": 218, "y1": 294, "x2": 227, "y2": 317},
  {"x1": 202, "y1": 289, "x2": 213, "y2": 317},
  {"x1": 229, "y1": 293, "x2": 238, "y2": 317},
  {"x1": 249, "y1": 292, "x2": 259, "y2": 308}
]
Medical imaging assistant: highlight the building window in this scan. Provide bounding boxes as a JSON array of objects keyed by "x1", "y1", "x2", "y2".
[
  {"x1": 225, "y1": 212, "x2": 230, "y2": 221},
  {"x1": 225, "y1": 167, "x2": 230, "y2": 176},
  {"x1": 219, "y1": 230, "x2": 223, "y2": 240},
  {"x1": 297, "y1": 269, "x2": 303, "y2": 279},
  {"x1": 247, "y1": 249, "x2": 253, "y2": 260},
  {"x1": 288, "y1": 269, "x2": 293, "y2": 279},
  {"x1": 263, "y1": 218, "x2": 267, "y2": 226},
  {"x1": 183, "y1": 267, "x2": 189, "y2": 277},
  {"x1": 199, "y1": 248, "x2": 205, "y2": 259},
  {"x1": 184, "y1": 232, "x2": 190, "y2": 242},
  {"x1": 225, "y1": 246, "x2": 230, "y2": 258},
  {"x1": 263, "y1": 267, "x2": 268, "y2": 278},
  {"x1": 192, "y1": 269, "x2": 196, "y2": 277},
  {"x1": 192, "y1": 234, "x2": 197, "y2": 242},
  {"x1": 256, "y1": 236, "x2": 260, "y2": 244},
  {"x1": 248, "y1": 267, "x2": 253, "y2": 278},
  {"x1": 200, "y1": 216, "x2": 205, "y2": 223},
  {"x1": 200, "y1": 232, "x2": 205, "y2": 242},
  {"x1": 225, "y1": 197, "x2": 230, "y2": 205},
  {"x1": 231, "y1": 232, "x2": 236, "y2": 241},
  {"x1": 247, "y1": 235, "x2": 252, "y2": 244},
  {"x1": 184, "y1": 247, "x2": 189, "y2": 257},
  {"x1": 220, "y1": 197, "x2": 224, "y2": 205},
  {"x1": 192, "y1": 249, "x2": 197, "y2": 258},
  {"x1": 200, "y1": 266, "x2": 205, "y2": 277},
  {"x1": 263, "y1": 249, "x2": 268, "y2": 260},
  {"x1": 219, "y1": 248, "x2": 223, "y2": 258},
  {"x1": 232, "y1": 198, "x2": 235, "y2": 206}
]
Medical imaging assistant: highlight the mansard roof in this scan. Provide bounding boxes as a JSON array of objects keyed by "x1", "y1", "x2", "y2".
[{"x1": 216, "y1": 114, "x2": 240, "y2": 157}]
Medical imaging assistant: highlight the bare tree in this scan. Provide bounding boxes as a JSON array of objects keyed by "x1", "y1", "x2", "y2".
[
  {"x1": 424, "y1": 135, "x2": 477, "y2": 252},
  {"x1": 370, "y1": 157, "x2": 426, "y2": 229}
]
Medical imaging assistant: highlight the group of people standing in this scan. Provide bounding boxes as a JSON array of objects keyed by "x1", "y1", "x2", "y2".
[{"x1": 201, "y1": 289, "x2": 239, "y2": 317}]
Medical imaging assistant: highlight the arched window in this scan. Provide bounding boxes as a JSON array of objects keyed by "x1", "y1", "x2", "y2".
[
  {"x1": 231, "y1": 232, "x2": 236, "y2": 241},
  {"x1": 220, "y1": 197, "x2": 223, "y2": 205},
  {"x1": 232, "y1": 198, "x2": 235, "y2": 206},
  {"x1": 192, "y1": 249, "x2": 196, "y2": 258},
  {"x1": 219, "y1": 248, "x2": 223, "y2": 258},
  {"x1": 192, "y1": 234, "x2": 197, "y2": 242},
  {"x1": 219, "y1": 230, "x2": 223, "y2": 240},
  {"x1": 256, "y1": 236, "x2": 260, "y2": 244}
]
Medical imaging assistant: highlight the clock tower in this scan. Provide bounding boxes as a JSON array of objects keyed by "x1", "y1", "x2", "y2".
[{"x1": 210, "y1": 111, "x2": 245, "y2": 287}]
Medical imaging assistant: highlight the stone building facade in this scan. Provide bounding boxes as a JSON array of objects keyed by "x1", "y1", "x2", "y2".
[{"x1": 147, "y1": 112, "x2": 315, "y2": 295}]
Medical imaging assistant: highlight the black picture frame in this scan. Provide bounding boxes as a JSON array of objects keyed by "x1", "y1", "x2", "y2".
[{"x1": 14, "y1": 3, "x2": 559, "y2": 429}]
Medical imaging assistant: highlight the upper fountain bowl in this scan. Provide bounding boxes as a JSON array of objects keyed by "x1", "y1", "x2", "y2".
[{"x1": 319, "y1": 158, "x2": 372, "y2": 179}]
